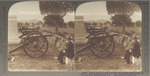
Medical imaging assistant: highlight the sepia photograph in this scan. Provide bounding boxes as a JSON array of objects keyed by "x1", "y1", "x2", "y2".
[
  {"x1": 8, "y1": 1, "x2": 75, "y2": 71},
  {"x1": 74, "y1": 1, "x2": 142, "y2": 71},
  {"x1": 8, "y1": 1, "x2": 142, "y2": 72}
]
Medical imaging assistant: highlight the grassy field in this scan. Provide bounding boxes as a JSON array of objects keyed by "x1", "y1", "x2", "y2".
[
  {"x1": 40, "y1": 26, "x2": 141, "y2": 33},
  {"x1": 74, "y1": 43, "x2": 141, "y2": 71},
  {"x1": 40, "y1": 26, "x2": 75, "y2": 34},
  {"x1": 8, "y1": 43, "x2": 72, "y2": 71},
  {"x1": 8, "y1": 42, "x2": 141, "y2": 71}
]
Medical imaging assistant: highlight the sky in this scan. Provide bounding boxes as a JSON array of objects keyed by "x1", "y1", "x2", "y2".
[
  {"x1": 9, "y1": 1, "x2": 141, "y2": 22},
  {"x1": 76, "y1": 1, "x2": 111, "y2": 21},
  {"x1": 9, "y1": 1, "x2": 74, "y2": 22},
  {"x1": 76, "y1": 1, "x2": 142, "y2": 22}
]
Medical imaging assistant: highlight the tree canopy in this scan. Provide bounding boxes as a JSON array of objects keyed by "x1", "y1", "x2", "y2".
[
  {"x1": 135, "y1": 20, "x2": 141, "y2": 27},
  {"x1": 111, "y1": 15, "x2": 133, "y2": 27},
  {"x1": 68, "y1": 21, "x2": 74, "y2": 28},
  {"x1": 39, "y1": 1, "x2": 74, "y2": 33},
  {"x1": 106, "y1": 1, "x2": 140, "y2": 16},
  {"x1": 43, "y1": 15, "x2": 64, "y2": 27},
  {"x1": 106, "y1": 1, "x2": 141, "y2": 33},
  {"x1": 39, "y1": 1, "x2": 74, "y2": 17}
]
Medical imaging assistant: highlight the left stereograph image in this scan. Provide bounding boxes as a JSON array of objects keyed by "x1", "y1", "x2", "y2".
[{"x1": 8, "y1": 1, "x2": 75, "y2": 71}]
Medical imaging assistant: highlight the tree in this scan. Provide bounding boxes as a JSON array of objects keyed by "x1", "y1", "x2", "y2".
[
  {"x1": 99, "y1": 22, "x2": 103, "y2": 26},
  {"x1": 17, "y1": 22, "x2": 23, "y2": 26},
  {"x1": 68, "y1": 21, "x2": 74, "y2": 28},
  {"x1": 135, "y1": 20, "x2": 142, "y2": 27},
  {"x1": 93, "y1": 22, "x2": 97, "y2": 26},
  {"x1": 37, "y1": 21, "x2": 43, "y2": 26},
  {"x1": 43, "y1": 15, "x2": 64, "y2": 27},
  {"x1": 39, "y1": 1, "x2": 73, "y2": 33},
  {"x1": 25, "y1": 22, "x2": 30, "y2": 26},
  {"x1": 63, "y1": 22, "x2": 67, "y2": 28},
  {"x1": 105, "y1": 21, "x2": 111, "y2": 25},
  {"x1": 84, "y1": 22, "x2": 92, "y2": 26},
  {"x1": 106, "y1": 1, "x2": 140, "y2": 33},
  {"x1": 111, "y1": 15, "x2": 133, "y2": 27}
]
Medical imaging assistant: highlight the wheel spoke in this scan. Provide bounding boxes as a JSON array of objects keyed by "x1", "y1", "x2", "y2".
[
  {"x1": 91, "y1": 33, "x2": 115, "y2": 58},
  {"x1": 24, "y1": 32, "x2": 48, "y2": 58}
]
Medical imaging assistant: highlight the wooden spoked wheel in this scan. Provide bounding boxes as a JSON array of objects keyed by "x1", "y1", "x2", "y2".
[
  {"x1": 23, "y1": 32, "x2": 48, "y2": 58},
  {"x1": 90, "y1": 32, "x2": 115, "y2": 58}
]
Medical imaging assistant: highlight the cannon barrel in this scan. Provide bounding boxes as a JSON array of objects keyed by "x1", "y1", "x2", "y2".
[
  {"x1": 106, "y1": 34, "x2": 118, "y2": 37},
  {"x1": 86, "y1": 33, "x2": 118, "y2": 39},
  {"x1": 9, "y1": 43, "x2": 26, "y2": 54},
  {"x1": 75, "y1": 44, "x2": 92, "y2": 54}
]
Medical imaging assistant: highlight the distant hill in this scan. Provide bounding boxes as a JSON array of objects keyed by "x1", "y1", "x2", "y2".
[
  {"x1": 18, "y1": 19, "x2": 43, "y2": 24},
  {"x1": 85, "y1": 19, "x2": 111, "y2": 24}
]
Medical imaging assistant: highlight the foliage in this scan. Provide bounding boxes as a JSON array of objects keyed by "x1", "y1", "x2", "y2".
[
  {"x1": 68, "y1": 21, "x2": 74, "y2": 28},
  {"x1": 93, "y1": 22, "x2": 97, "y2": 26},
  {"x1": 43, "y1": 15, "x2": 64, "y2": 28},
  {"x1": 84, "y1": 22, "x2": 92, "y2": 26},
  {"x1": 111, "y1": 15, "x2": 134, "y2": 26},
  {"x1": 25, "y1": 22, "x2": 30, "y2": 26},
  {"x1": 135, "y1": 20, "x2": 142, "y2": 27},
  {"x1": 106, "y1": 1, "x2": 140, "y2": 33},
  {"x1": 37, "y1": 21, "x2": 43, "y2": 25},
  {"x1": 63, "y1": 22, "x2": 67, "y2": 27},
  {"x1": 104, "y1": 21, "x2": 111, "y2": 25},
  {"x1": 17, "y1": 22, "x2": 24, "y2": 26},
  {"x1": 39, "y1": 1, "x2": 73, "y2": 17},
  {"x1": 106, "y1": 1, "x2": 140, "y2": 16}
]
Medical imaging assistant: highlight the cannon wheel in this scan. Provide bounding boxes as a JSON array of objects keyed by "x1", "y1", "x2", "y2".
[
  {"x1": 23, "y1": 32, "x2": 48, "y2": 58},
  {"x1": 90, "y1": 32, "x2": 115, "y2": 58}
]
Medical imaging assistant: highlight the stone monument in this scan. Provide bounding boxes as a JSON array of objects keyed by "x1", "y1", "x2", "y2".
[
  {"x1": 8, "y1": 15, "x2": 20, "y2": 44},
  {"x1": 75, "y1": 16, "x2": 87, "y2": 43}
]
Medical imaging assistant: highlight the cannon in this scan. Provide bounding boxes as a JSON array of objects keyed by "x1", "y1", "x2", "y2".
[
  {"x1": 9, "y1": 27, "x2": 51, "y2": 58},
  {"x1": 75, "y1": 26, "x2": 118, "y2": 58},
  {"x1": 9, "y1": 26, "x2": 118, "y2": 58}
]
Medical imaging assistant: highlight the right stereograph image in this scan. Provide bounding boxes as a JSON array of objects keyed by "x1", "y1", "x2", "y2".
[
  {"x1": 7, "y1": 1, "x2": 142, "y2": 72},
  {"x1": 74, "y1": 1, "x2": 142, "y2": 71}
]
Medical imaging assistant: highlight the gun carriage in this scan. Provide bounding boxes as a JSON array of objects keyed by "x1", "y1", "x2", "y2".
[{"x1": 9, "y1": 26, "x2": 118, "y2": 58}]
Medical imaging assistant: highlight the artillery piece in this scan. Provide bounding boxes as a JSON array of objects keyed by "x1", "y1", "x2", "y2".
[
  {"x1": 9, "y1": 27, "x2": 50, "y2": 58},
  {"x1": 9, "y1": 26, "x2": 118, "y2": 58},
  {"x1": 75, "y1": 26, "x2": 118, "y2": 57}
]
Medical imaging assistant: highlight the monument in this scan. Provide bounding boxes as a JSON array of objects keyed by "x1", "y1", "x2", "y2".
[
  {"x1": 75, "y1": 16, "x2": 86, "y2": 43},
  {"x1": 8, "y1": 15, "x2": 20, "y2": 44}
]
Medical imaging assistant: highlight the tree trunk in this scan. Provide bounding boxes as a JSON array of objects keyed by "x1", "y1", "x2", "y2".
[
  {"x1": 122, "y1": 24, "x2": 125, "y2": 34},
  {"x1": 56, "y1": 25, "x2": 58, "y2": 34},
  {"x1": 55, "y1": 20, "x2": 58, "y2": 34},
  {"x1": 122, "y1": 16, "x2": 125, "y2": 34}
]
